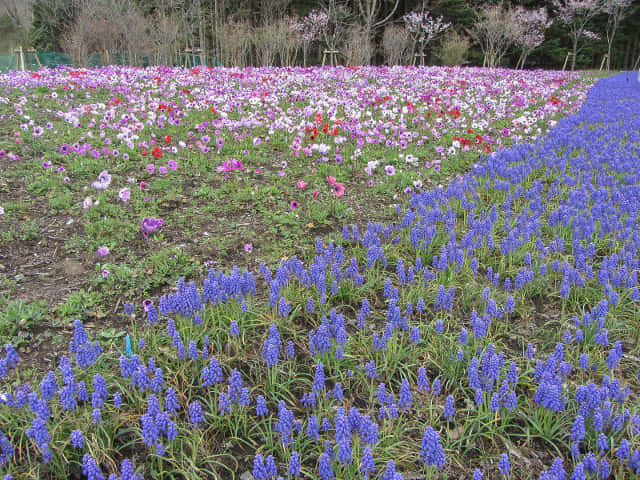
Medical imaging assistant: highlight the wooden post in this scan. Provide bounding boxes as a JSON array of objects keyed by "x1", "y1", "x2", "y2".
[
  {"x1": 515, "y1": 52, "x2": 524, "y2": 70},
  {"x1": 348, "y1": 48, "x2": 356, "y2": 66},
  {"x1": 17, "y1": 45, "x2": 25, "y2": 71},
  {"x1": 599, "y1": 54, "x2": 608, "y2": 71},
  {"x1": 562, "y1": 52, "x2": 573, "y2": 71},
  {"x1": 322, "y1": 50, "x2": 339, "y2": 67},
  {"x1": 195, "y1": 48, "x2": 205, "y2": 66},
  {"x1": 26, "y1": 48, "x2": 42, "y2": 68},
  {"x1": 413, "y1": 53, "x2": 427, "y2": 66}
]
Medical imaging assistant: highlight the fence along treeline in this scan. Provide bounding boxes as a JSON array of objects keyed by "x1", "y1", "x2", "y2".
[{"x1": 0, "y1": 0, "x2": 638, "y2": 70}]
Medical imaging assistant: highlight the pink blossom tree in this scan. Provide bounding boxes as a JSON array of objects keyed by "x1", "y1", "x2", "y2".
[
  {"x1": 552, "y1": 0, "x2": 602, "y2": 70},
  {"x1": 403, "y1": 10, "x2": 451, "y2": 60},
  {"x1": 290, "y1": 9, "x2": 328, "y2": 66},
  {"x1": 602, "y1": 0, "x2": 633, "y2": 70},
  {"x1": 513, "y1": 6, "x2": 552, "y2": 69}
]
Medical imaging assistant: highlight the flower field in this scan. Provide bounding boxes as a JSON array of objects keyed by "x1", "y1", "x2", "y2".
[{"x1": 0, "y1": 66, "x2": 638, "y2": 479}]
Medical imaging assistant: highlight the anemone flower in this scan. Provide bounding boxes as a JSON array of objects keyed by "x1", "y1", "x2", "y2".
[{"x1": 141, "y1": 217, "x2": 164, "y2": 237}]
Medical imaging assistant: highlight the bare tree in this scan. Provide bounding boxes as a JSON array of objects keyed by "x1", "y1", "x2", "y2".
[
  {"x1": 259, "y1": 0, "x2": 290, "y2": 26},
  {"x1": 344, "y1": 23, "x2": 374, "y2": 65},
  {"x1": 149, "y1": 11, "x2": 180, "y2": 66},
  {"x1": 217, "y1": 17, "x2": 252, "y2": 67},
  {"x1": 117, "y1": 1, "x2": 154, "y2": 65},
  {"x1": 253, "y1": 18, "x2": 293, "y2": 66},
  {"x1": 353, "y1": 0, "x2": 400, "y2": 63},
  {"x1": 382, "y1": 23, "x2": 411, "y2": 65},
  {"x1": 438, "y1": 30, "x2": 470, "y2": 66},
  {"x1": 468, "y1": 4, "x2": 522, "y2": 68},
  {"x1": 0, "y1": 0, "x2": 33, "y2": 32},
  {"x1": 61, "y1": 0, "x2": 153, "y2": 67},
  {"x1": 321, "y1": 0, "x2": 351, "y2": 54}
]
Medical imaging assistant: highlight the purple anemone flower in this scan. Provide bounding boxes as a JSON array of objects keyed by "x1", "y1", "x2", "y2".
[{"x1": 141, "y1": 217, "x2": 165, "y2": 237}]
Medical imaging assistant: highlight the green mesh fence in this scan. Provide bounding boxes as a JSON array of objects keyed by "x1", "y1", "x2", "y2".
[
  {"x1": 0, "y1": 50, "x2": 219, "y2": 73},
  {"x1": 0, "y1": 54, "x2": 18, "y2": 72}
]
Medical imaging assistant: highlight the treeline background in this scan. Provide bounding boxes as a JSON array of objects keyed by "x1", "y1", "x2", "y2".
[{"x1": 0, "y1": 0, "x2": 638, "y2": 70}]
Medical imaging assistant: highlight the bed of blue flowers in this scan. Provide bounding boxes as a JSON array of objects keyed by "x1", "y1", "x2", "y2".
[{"x1": 1, "y1": 70, "x2": 640, "y2": 479}]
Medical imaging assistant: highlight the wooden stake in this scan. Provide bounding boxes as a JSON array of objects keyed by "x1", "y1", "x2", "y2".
[
  {"x1": 562, "y1": 52, "x2": 573, "y2": 71},
  {"x1": 599, "y1": 54, "x2": 608, "y2": 71},
  {"x1": 322, "y1": 50, "x2": 339, "y2": 67},
  {"x1": 18, "y1": 45, "x2": 25, "y2": 71},
  {"x1": 26, "y1": 48, "x2": 42, "y2": 68}
]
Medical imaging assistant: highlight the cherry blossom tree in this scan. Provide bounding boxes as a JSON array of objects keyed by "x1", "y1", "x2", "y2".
[
  {"x1": 320, "y1": 0, "x2": 351, "y2": 55},
  {"x1": 290, "y1": 9, "x2": 328, "y2": 66},
  {"x1": 513, "y1": 6, "x2": 552, "y2": 69},
  {"x1": 552, "y1": 0, "x2": 602, "y2": 70},
  {"x1": 468, "y1": 4, "x2": 522, "y2": 68},
  {"x1": 602, "y1": 0, "x2": 633, "y2": 70},
  {"x1": 403, "y1": 10, "x2": 451, "y2": 60}
]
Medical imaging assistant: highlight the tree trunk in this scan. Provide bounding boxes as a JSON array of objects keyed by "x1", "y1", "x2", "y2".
[
  {"x1": 606, "y1": 16, "x2": 618, "y2": 71},
  {"x1": 571, "y1": 37, "x2": 578, "y2": 71},
  {"x1": 199, "y1": 1, "x2": 207, "y2": 65}
]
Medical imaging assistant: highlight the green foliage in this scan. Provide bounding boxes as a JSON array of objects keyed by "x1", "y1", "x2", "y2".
[{"x1": 0, "y1": 299, "x2": 47, "y2": 344}]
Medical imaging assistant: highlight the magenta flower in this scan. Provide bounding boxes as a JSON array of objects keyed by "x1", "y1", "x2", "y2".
[
  {"x1": 334, "y1": 183, "x2": 345, "y2": 198},
  {"x1": 141, "y1": 217, "x2": 164, "y2": 237},
  {"x1": 244, "y1": 243, "x2": 253, "y2": 253},
  {"x1": 142, "y1": 299, "x2": 153, "y2": 312},
  {"x1": 97, "y1": 246, "x2": 110, "y2": 258},
  {"x1": 158, "y1": 166, "x2": 167, "y2": 175},
  {"x1": 101, "y1": 269, "x2": 110, "y2": 278},
  {"x1": 42, "y1": 161, "x2": 51, "y2": 169},
  {"x1": 167, "y1": 160, "x2": 178, "y2": 170},
  {"x1": 146, "y1": 164, "x2": 155, "y2": 174},
  {"x1": 290, "y1": 201, "x2": 299, "y2": 210},
  {"x1": 385, "y1": 165, "x2": 396, "y2": 176}
]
